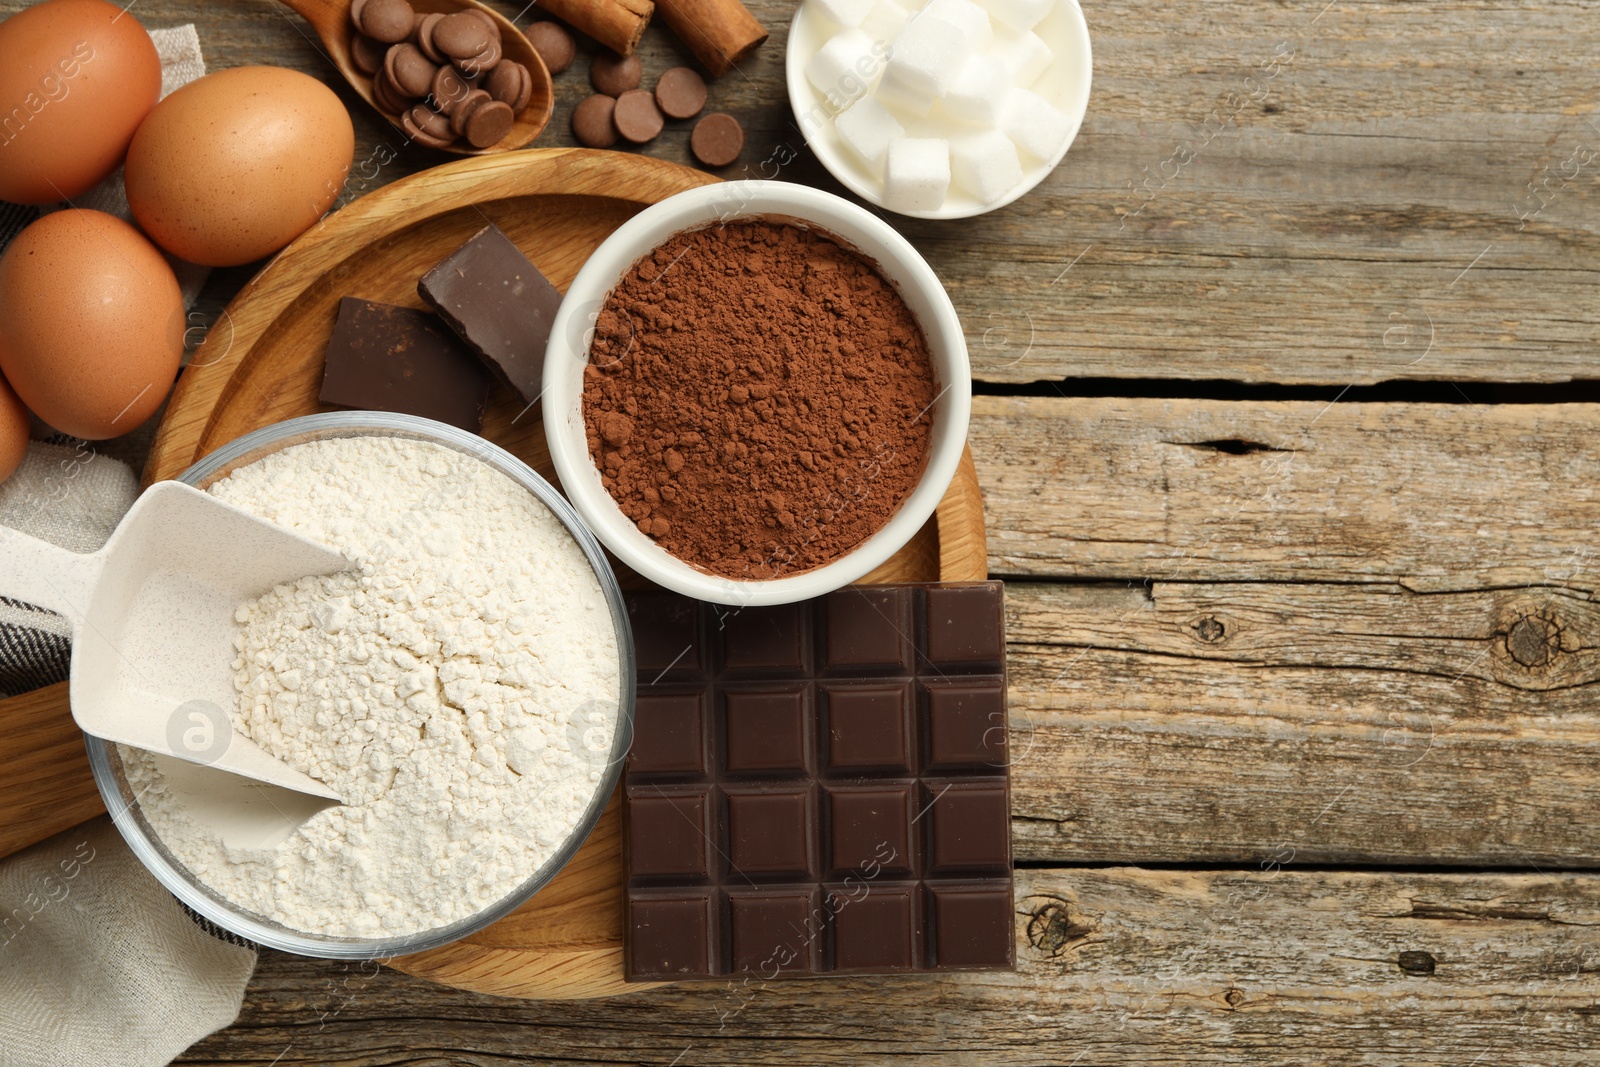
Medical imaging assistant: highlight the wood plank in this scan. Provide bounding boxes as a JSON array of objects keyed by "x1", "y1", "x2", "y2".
[
  {"x1": 99, "y1": 0, "x2": 1599, "y2": 387},
  {"x1": 973, "y1": 397, "x2": 1600, "y2": 865},
  {"x1": 972, "y1": 395, "x2": 1600, "y2": 591},
  {"x1": 1005, "y1": 581, "x2": 1600, "y2": 867},
  {"x1": 174, "y1": 867, "x2": 1600, "y2": 1066},
  {"x1": 0, "y1": 683, "x2": 102, "y2": 861}
]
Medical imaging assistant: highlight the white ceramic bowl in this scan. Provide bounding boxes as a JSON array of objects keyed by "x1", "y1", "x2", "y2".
[
  {"x1": 786, "y1": 0, "x2": 1094, "y2": 220},
  {"x1": 543, "y1": 180, "x2": 971, "y2": 607}
]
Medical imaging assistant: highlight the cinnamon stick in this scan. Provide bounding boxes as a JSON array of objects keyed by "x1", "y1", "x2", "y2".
[
  {"x1": 653, "y1": 0, "x2": 767, "y2": 78},
  {"x1": 539, "y1": 0, "x2": 654, "y2": 58}
]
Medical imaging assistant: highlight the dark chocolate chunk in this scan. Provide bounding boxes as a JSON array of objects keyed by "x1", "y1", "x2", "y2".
[
  {"x1": 319, "y1": 297, "x2": 490, "y2": 431},
  {"x1": 926, "y1": 781, "x2": 1010, "y2": 872},
  {"x1": 824, "y1": 586, "x2": 913, "y2": 671},
  {"x1": 728, "y1": 888, "x2": 818, "y2": 974},
  {"x1": 630, "y1": 892, "x2": 715, "y2": 977},
  {"x1": 821, "y1": 681, "x2": 912, "y2": 773},
  {"x1": 622, "y1": 583, "x2": 1011, "y2": 980},
  {"x1": 830, "y1": 884, "x2": 918, "y2": 971},
  {"x1": 827, "y1": 784, "x2": 912, "y2": 876},
  {"x1": 925, "y1": 680, "x2": 1007, "y2": 770},
  {"x1": 928, "y1": 884, "x2": 1014, "y2": 968},
  {"x1": 626, "y1": 787, "x2": 711, "y2": 878},
  {"x1": 721, "y1": 603, "x2": 806, "y2": 672},
  {"x1": 725, "y1": 689, "x2": 809, "y2": 774},
  {"x1": 923, "y1": 584, "x2": 1005, "y2": 666},
  {"x1": 727, "y1": 787, "x2": 814, "y2": 877},
  {"x1": 418, "y1": 223, "x2": 562, "y2": 407},
  {"x1": 629, "y1": 692, "x2": 706, "y2": 776}
]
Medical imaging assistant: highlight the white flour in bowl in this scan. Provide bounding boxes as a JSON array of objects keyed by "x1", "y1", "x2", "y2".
[{"x1": 122, "y1": 435, "x2": 621, "y2": 939}]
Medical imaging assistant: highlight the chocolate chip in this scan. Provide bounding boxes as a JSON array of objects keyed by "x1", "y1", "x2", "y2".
[
  {"x1": 690, "y1": 112, "x2": 744, "y2": 167},
  {"x1": 571, "y1": 93, "x2": 618, "y2": 148},
  {"x1": 462, "y1": 7, "x2": 502, "y2": 41},
  {"x1": 431, "y1": 64, "x2": 471, "y2": 112},
  {"x1": 527, "y1": 21, "x2": 575, "y2": 75},
  {"x1": 385, "y1": 42, "x2": 437, "y2": 97},
  {"x1": 358, "y1": 0, "x2": 414, "y2": 44},
  {"x1": 450, "y1": 88, "x2": 492, "y2": 137},
  {"x1": 590, "y1": 51, "x2": 641, "y2": 97},
  {"x1": 410, "y1": 102, "x2": 453, "y2": 140},
  {"x1": 455, "y1": 35, "x2": 501, "y2": 80},
  {"x1": 432, "y1": 10, "x2": 493, "y2": 61},
  {"x1": 654, "y1": 66, "x2": 706, "y2": 120},
  {"x1": 402, "y1": 104, "x2": 455, "y2": 149},
  {"x1": 371, "y1": 65, "x2": 413, "y2": 114},
  {"x1": 485, "y1": 60, "x2": 532, "y2": 112},
  {"x1": 613, "y1": 88, "x2": 664, "y2": 143},
  {"x1": 465, "y1": 98, "x2": 515, "y2": 148},
  {"x1": 415, "y1": 11, "x2": 446, "y2": 63},
  {"x1": 350, "y1": 32, "x2": 386, "y2": 75},
  {"x1": 409, "y1": 9, "x2": 426, "y2": 41},
  {"x1": 350, "y1": 0, "x2": 369, "y2": 31}
]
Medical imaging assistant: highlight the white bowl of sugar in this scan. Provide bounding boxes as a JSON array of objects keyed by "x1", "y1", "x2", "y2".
[{"x1": 787, "y1": 0, "x2": 1093, "y2": 219}]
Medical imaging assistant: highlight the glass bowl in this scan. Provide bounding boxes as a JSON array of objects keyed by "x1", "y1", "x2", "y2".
[{"x1": 84, "y1": 411, "x2": 636, "y2": 959}]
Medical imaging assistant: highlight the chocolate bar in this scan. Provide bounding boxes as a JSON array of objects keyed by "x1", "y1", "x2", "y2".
[
  {"x1": 418, "y1": 224, "x2": 562, "y2": 407},
  {"x1": 319, "y1": 297, "x2": 490, "y2": 431},
  {"x1": 623, "y1": 583, "x2": 1013, "y2": 980}
]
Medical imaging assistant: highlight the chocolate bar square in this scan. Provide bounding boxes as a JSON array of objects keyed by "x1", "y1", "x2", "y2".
[
  {"x1": 622, "y1": 583, "x2": 1012, "y2": 981},
  {"x1": 630, "y1": 692, "x2": 707, "y2": 777},
  {"x1": 729, "y1": 887, "x2": 820, "y2": 974},
  {"x1": 821, "y1": 681, "x2": 914, "y2": 774},
  {"x1": 318, "y1": 297, "x2": 490, "y2": 432},
  {"x1": 630, "y1": 892, "x2": 716, "y2": 977}
]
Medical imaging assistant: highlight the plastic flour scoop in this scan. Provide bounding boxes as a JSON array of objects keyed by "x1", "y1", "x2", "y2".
[{"x1": 0, "y1": 480, "x2": 349, "y2": 802}]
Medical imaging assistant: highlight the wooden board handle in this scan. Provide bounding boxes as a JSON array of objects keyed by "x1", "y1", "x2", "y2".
[{"x1": 0, "y1": 683, "x2": 104, "y2": 861}]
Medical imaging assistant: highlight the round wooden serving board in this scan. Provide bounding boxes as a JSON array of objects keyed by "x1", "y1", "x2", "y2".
[{"x1": 113, "y1": 148, "x2": 986, "y2": 998}]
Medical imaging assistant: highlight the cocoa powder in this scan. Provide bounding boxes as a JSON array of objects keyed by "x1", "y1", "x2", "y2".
[{"x1": 582, "y1": 217, "x2": 937, "y2": 580}]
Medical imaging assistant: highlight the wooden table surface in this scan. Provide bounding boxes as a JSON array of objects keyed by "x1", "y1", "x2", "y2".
[{"x1": 8, "y1": 0, "x2": 1600, "y2": 1061}]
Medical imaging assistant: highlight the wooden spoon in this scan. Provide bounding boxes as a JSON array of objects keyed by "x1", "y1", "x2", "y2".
[{"x1": 279, "y1": 0, "x2": 555, "y2": 154}]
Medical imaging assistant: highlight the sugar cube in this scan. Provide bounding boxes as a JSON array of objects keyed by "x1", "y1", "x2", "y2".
[
  {"x1": 885, "y1": 14, "x2": 970, "y2": 97},
  {"x1": 950, "y1": 128, "x2": 1024, "y2": 203},
  {"x1": 861, "y1": 0, "x2": 914, "y2": 42},
  {"x1": 808, "y1": 0, "x2": 871, "y2": 28},
  {"x1": 884, "y1": 137, "x2": 951, "y2": 212},
  {"x1": 807, "y1": 30, "x2": 879, "y2": 107},
  {"x1": 942, "y1": 53, "x2": 1012, "y2": 125},
  {"x1": 835, "y1": 94, "x2": 907, "y2": 173},
  {"x1": 874, "y1": 65, "x2": 937, "y2": 117},
  {"x1": 983, "y1": 0, "x2": 1053, "y2": 32},
  {"x1": 919, "y1": 0, "x2": 992, "y2": 50},
  {"x1": 1001, "y1": 87, "x2": 1072, "y2": 161},
  {"x1": 994, "y1": 29, "x2": 1052, "y2": 89}
]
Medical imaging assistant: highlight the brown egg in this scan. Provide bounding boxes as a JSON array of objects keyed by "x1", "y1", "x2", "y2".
[
  {"x1": 125, "y1": 66, "x2": 356, "y2": 267},
  {"x1": 0, "y1": 0, "x2": 162, "y2": 205},
  {"x1": 0, "y1": 372, "x2": 28, "y2": 483},
  {"x1": 0, "y1": 210, "x2": 183, "y2": 441}
]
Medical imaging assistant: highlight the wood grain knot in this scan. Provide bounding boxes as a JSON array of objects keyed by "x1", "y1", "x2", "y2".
[
  {"x1": 1223, "y1": 988, "x2": 1246, "y2": 1008},
  {"x1": 1024, "y1": 896, "x2": 1093, "y2": 958},
  {"x1": 1397, "y1": 950, "x2": 1437, "y2": 976},
  {"x1": 1505, "y1": 612, "x2": 1562, "y2": 668},
  {"x1": 1190, "y1": 615, "x2": 1226, "y2": 643}
]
